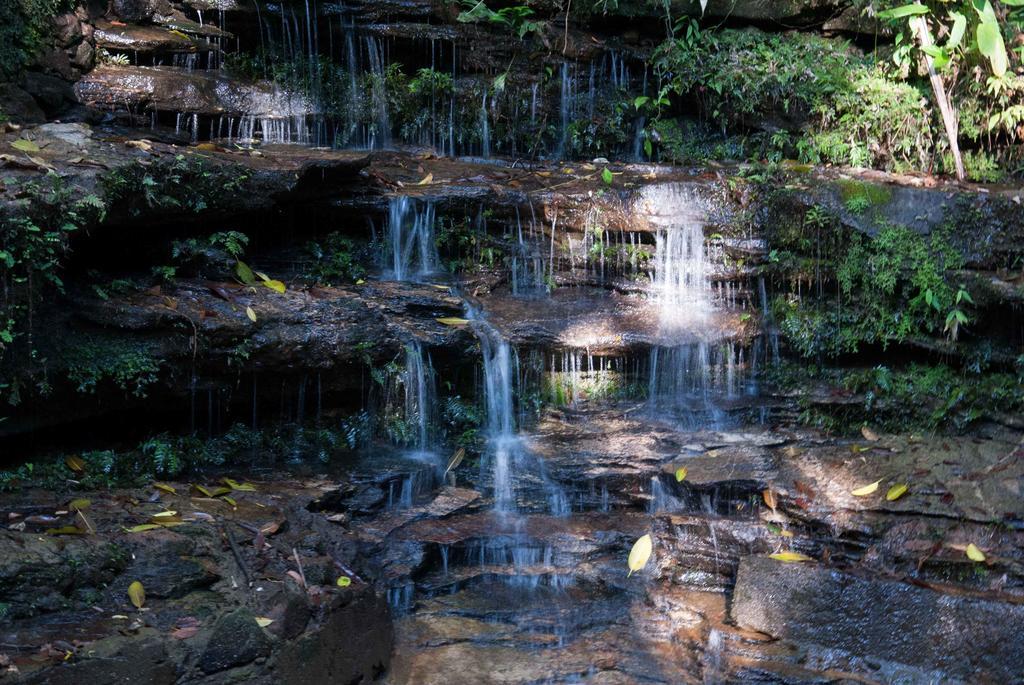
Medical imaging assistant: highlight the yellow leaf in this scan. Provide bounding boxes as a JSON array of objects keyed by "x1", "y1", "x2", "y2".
[
  {"x1": 336, "y1": 576, "x2": 352, "y2": 587},
  {"x1": 779, "y1": 529, "x2": 794, "y2": 538},
  {"x1": 154, "y1": 482, "x2": 177, "y2": 495},
  {"x1": 860, "y1": 426, "x2": 880, "y2": 442},
  {"x1": 151, "y1": 510, "x2": 178, "y2": 518},
  {"x1": 966, "y1": 543, "x2": 986, "y2": 562},
  {"x1": 68, "y1": 498, "x2": 91, "y2": 512},
  {"x1": 770, "y1": 551, "x2": 813, "y2": 563},
  {"x1": 222, "y1": 496, "x2": 237, "y2": 507},
  {"x1": 124, "y1": 524, "x2": 162, "y2": 533},
  {"x1": 762, "y1": 489, "x2": 777, "y2": 511},
  {"x1": 128, "y1": 581, "x2": 146, "y2": 609},
  {"x1": 12, "y1": 139, "x2": 40, "y2": 153},
  {"x1": 196, "y1": 142, "x2": 219, "y2": 151},
  {"x1": 193, "y1": 484, "x2": 214, "y2": 497},
  {"x1": 627, "y1": 533, "x2": 652, "y2": 577},
  {"x1": 416, "y1": 172, "x2": 434, "y2": 185},
  {"x1": 429, "y1": 284, "x2": 450, "y2": 290},
  {"x1": 246, "y1": 306, "x2": 257, "y2": 322},
  {"x1": 65, "y1": 455, "x2": 86, "y2": 473},
  {"x1": 255, "y1": 617, "x2": 274, "y2": 627},
  {"x1": 675, "y1": 467, "x2": 687, "y2": 482},
  {"x1": 886, "y1": 484, "x2": 908, "y2": 501},
  {"x1": 222, "y1": 478, "x2": 257, "y2": 492},
  {"x1": 851, "y1": 480, "x2": 881, "y2": 497},
  {"x1": 436, "y1": 317, "x2": 470, "y2": 326},
  {"x1": 850, "y1": 445, "x2": 871, "y2": 453},
  {"x1": 46, "y1": 525, "x2": 86, "y2": 536},
  {"x1": 261, "y1": 279, "x2": 286, "y2": 294},
  {"x1": 356, "y1": 279, "x2": 365, "y2": 285}
]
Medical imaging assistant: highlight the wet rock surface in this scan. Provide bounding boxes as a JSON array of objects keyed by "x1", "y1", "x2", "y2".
[
  {"x1": 0, "y1": 476, "x2": 394, "y2": 683},
  {"x1": 733, "y1": 554, "x2": 1024, "y2": 682}
]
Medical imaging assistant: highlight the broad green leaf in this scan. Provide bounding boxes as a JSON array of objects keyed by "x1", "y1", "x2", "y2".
[
  {"x1": 601, "y1": 168, "x2": 613, "y2": 185},
  {"x1": 977, "y1": 21, "x2": 1008, "y2": 76},
  {"x1": 770, "y1": 551, "x2": 812, "y2": 562},
  {"x1": 336, "y1": 575, "x2": 352, "y2": 587},
  {"x1": 878, "y1": 3, "x2": 930, "y2": 19},
  {"x1": 633, "y1": 95, "x2": 650, "y2": 110},
  {"x1": 128, "y1": 581, "x2": 146, "y2": 609},
  {"x1": 973, "y1": 0, "x2": 998, "y2": 24},
  {"x1": 851, "y1": 480, "x2": 881, "y2": 497},
  {"x1": 627, "y1": 533, "x2": 652, "y2": 577},
  {"x1": 11, "y1": 139, "x2": 40, "y2": 153},
  {"x1": 643, "y1": 138, "x2": 653, "y2": 158},
  {"x1": 675, "y1": 467, "x2": 687, "y2": 482},
  {"x1": 965, "y1": 543, "x2": 986, "y2": 562},
  {"x1": 886, "y1": 484, "x2": 908, "y2": 501},
  {"x1": 236, "y1": 260, "x2": 257, "y2": 285},
  {"x1": 947, "y1": 11, "x2": 967, "y2": 49}
]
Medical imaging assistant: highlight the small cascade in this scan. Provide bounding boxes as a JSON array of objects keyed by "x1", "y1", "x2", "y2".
[
  {"x1": 555, "y1": 62, "x2": 574, "y2": 159},
  {"x1": 386, "y1": 197, "x2": 440, "y2": 282},
  {"x1": 404, "y1": 342, "x2": 436, "y2": 453},
  {"x1": 365, "y1": 36, "x2": 392, "y2": 149},
  {"x1": 479, "y1": 328, "x2": 516, "y2": 512},
  {"x1": 480, "y1": 91, "x2": 490, "y2": 158},
  {"x1": 638, "y1": 183, "x2": 710, "y2": 330}
]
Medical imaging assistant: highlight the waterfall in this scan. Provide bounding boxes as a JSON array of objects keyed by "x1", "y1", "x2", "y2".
[
  {"x1": 404, "y1": 342, "x2": 435, "y2": 453},
  {"x1": 640, "y1": 183, "x2": 710, "y2": 329},
  {"x1": 366, "y1": 36, "x2": 392, "y2": 148},
  {"x1": 556, "y1": 62, "x2": 573, "y2": 158},
  {"x1": 479, "y1": 329, "x2": 515, "y2": 512},
  {"x1": 386, "y1": 197, "x2": 439, "y2": 282},
  {"x1": 480, "y1": 91, "x2": 490, "y2": 158}
]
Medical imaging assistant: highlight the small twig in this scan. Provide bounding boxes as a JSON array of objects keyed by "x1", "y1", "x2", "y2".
[
  {"x1": 77, "y1": 509, "x2": 95, "y2": 534},
  {"x1": 292, "y1": 547, "x2": 308, "y2": 589},
  {"x1": 221, "y1": 524, "x2": 252, "y2": 587}
]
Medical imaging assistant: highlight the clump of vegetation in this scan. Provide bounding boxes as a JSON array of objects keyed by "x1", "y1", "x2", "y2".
[
  {"x1": 100, "y1": 155, "x2": 251, "y2": 218},
  {"x1": 62, "y1": 337, "x2": 162, "y2": 398},
  {"x1": 0, "y1": 0, "x2": 75, "y2": 80},
  {"x1": 304, "y1": 233, "x2": 367, "y2": 284},
  {"x1": 770, "y1": 216, "x2": 966, "y2": 359},
  {"x1": 770, "y1": 361, "x2": 1024, "y2": 433},
  {"x1": 651, "y1": 27, "x2": 939, "y2": 171},
  {"x1": 0, "y1": 174, "x2": 106, "y2": 398}
]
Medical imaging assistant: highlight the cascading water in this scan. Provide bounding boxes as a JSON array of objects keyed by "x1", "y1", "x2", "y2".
[
  {"x1": 640, "y1": 184, "x2": 710, "y2": 330},
  {"x1": 479, "y1": 328, "x2": 516, "y2": 512},
  {"x1": 404, "y1": 341, "x2": 436, "y2": 454},
  {"x1": 386, "y1": 197, "x2": 439, "y2": 282}
]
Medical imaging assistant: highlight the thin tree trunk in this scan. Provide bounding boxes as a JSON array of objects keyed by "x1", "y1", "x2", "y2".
[{"x1": 910, "y1": 16, "x2": 965, "y2": 181}]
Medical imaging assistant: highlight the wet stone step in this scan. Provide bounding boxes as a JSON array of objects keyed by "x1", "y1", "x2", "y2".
[{"x1": 732, "y1": 554, "x2": 1024, "y2": 683}]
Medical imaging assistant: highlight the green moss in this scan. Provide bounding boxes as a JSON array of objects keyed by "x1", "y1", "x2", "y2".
[
  {"x1": 837, "y1": 179, "x2": 893, "y2": 208},
  {"x1": 769, "y1": 361, "x2": 1024, "y2": 434}
]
